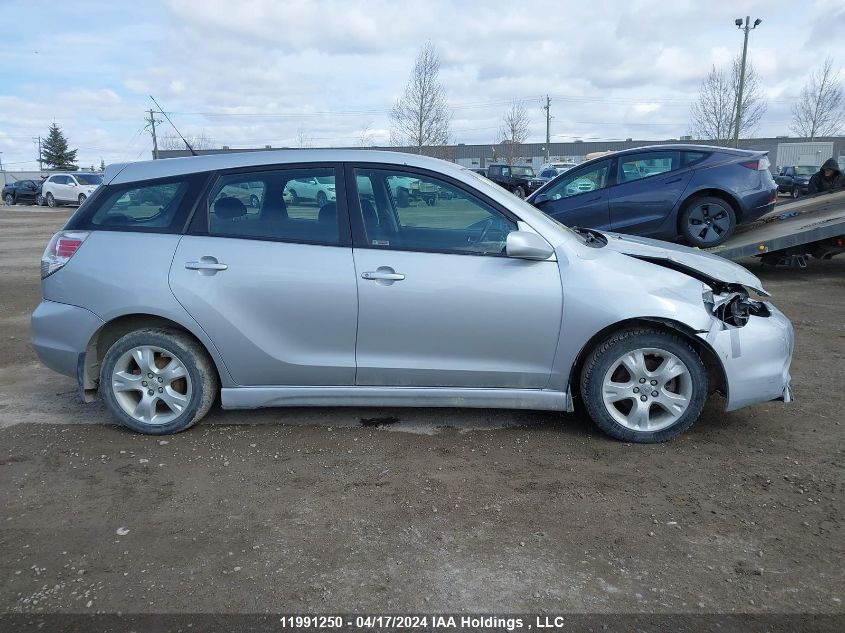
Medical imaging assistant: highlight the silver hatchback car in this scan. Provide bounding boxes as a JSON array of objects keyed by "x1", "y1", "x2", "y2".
[{"x1": 32, "y1": 150, "x2": 794, "y2": 442}]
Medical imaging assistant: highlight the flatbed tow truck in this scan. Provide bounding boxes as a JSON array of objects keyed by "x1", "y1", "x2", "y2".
[{"x1": 707, "y1": 189, "x2": 845, "y2": 266}]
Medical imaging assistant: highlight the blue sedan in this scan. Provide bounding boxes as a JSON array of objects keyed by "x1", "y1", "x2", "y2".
[{"x1": 527, "y1": 144, "x2": 778, "y2": 247}]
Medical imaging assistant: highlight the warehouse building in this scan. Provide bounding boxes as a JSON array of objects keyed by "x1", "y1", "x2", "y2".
[{"x1": 157, "y1": 136, "x2": 845, "y2": 173}]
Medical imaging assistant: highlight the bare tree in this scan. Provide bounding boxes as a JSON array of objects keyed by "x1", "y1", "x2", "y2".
[
  {"x1": 790, "y1": 57, "x2": 843, "y2": 139},
  {"x1": 159, "y1": 131, "x2": 213, "y2": 151},
  {"x1": 295, "y1": 127, "x2": 313, "y2": 149},
  {"x1": 690, "y1": 58, "x2": 767, "y2": 144},
  {"x1": 497, "y1": 101, "x2": 530, "y2": 164},
  {"x1": 357, "y1": 122, "x2": 374, "y2": 147},
  {"x1": 390, "y1": 42, "x2": 451, "y2": 154}
]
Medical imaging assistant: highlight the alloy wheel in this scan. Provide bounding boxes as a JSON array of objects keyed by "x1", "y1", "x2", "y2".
[
  {"x1": 601, "y1": 347, "x2": 693, "y2": 432},
  {"x1": 110, "y1": 345, "x2": 193, "y2": 426},
  {"x1": 686, "y1": 202, "x2": 731, "y2": 245}
]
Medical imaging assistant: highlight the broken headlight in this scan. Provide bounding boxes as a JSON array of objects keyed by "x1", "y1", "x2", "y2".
[{"x1": 705, "y1": 287, "x2": 771, "y2": 327}]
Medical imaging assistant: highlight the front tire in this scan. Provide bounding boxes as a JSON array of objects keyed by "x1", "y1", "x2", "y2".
[
  {"x1": 288, "y1": 189, "x2": 299, "y2": 205},
  {"x1": 513, "y1": 186, "x2": 526, "y2": 199},
  {"x1": 100, "y1": 328, "x2": 218, "y2": 435},
  {"x1": 46, "y1": 192, "x2": 56, "y2": 208},
  {"x1": 679, "y1": 196, "x2": 736, "y2": 247},
  {"x1": 249, "y1": 194, "x2": 259, "y2": 208},
  {"x1": 580, "y1": 329, "x2": 708, "y2": 443},
  {"x1": 316, "y1": 191, "x2": 328, "y2": 207}
]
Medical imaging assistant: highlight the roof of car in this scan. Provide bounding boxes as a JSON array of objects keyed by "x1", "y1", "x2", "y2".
[
  {"x1": 609, "y1": 143, "x2": 755, "y2": 156},
  {"x1": 104, "y1": 149, "x2": 467, "y2": 185}
]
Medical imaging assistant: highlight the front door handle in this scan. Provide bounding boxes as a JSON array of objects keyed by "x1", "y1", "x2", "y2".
[
  {"x1": 185, "y1": 256, "x2": 228, "y2": 274},
  {"x1": 362, "y1": 271, "x2": 405, "y2": 281}
]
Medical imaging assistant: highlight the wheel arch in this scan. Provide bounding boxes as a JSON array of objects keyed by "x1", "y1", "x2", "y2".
[
  {"x1": 80, "y1": 312, "x2": 228, "y2": 401},
  {"x1": 566, "y1": 316, "x2": 727, "y2": 408}
]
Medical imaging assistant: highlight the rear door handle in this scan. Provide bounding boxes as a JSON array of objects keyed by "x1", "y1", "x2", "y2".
[{"x1": 362, "y1": 271, "x2": 405, "y2": 281}]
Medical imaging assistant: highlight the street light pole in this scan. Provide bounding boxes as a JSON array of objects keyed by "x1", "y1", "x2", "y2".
[{"x1": 732, "y1": 16, "x2": 762, "y2": 149}]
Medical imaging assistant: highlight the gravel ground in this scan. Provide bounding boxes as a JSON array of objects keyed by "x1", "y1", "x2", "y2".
[{"x1": 0, "y1": 206, "x2": 843, "y2": 617}]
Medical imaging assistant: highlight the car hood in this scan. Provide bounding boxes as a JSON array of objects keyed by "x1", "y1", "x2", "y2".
[{"x1": 599, "y1": 232, "x2": 769, "y2": 296}]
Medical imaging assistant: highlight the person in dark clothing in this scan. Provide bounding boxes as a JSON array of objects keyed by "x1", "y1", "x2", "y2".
[{"x1": 807, "y1": 158, "x2": 845, "y2": 194}]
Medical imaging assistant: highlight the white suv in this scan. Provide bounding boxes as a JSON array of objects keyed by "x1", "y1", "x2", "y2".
[{"x1": 42, "y1": 173, "x2": 103, "y2": 207}]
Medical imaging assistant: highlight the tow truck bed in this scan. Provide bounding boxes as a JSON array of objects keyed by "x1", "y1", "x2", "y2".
[{"x1": 707, "y1": 190, "x2": 845, "y2": 261}]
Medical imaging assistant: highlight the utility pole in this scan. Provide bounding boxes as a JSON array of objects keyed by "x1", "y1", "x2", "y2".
[
  {"x1": 543, "y1": 95, "x2": 551, "y2": 161},
  {"x1": 732, "y1": 16, "x2": 762, "y2": 149},
  {"x1": 34, "y1": 136, "x2": 43, "y2": 171},
  {"x1": 146, "y1": 109, "x2": 162, "y2": 159}
]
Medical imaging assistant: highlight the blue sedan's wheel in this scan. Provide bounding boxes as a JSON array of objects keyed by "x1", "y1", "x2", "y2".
[{"x1": 680, "y1": 196, "x2": 736, "y2": 247}]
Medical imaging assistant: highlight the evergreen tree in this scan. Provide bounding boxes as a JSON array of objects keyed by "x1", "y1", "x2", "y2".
[
  {"x1": 99, "y1": 158, "x2": 106, "y2": 172},
  {"x1": 41, "y1": 123, "x2": 78, "y2": 170}
]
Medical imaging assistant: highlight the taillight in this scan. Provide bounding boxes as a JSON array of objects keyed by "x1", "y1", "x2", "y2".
[
  {"x1": 740, "y1": 156, "x2": 771, "y2": 170},
  {"x1": 41, "y1": 230, "x2": 89, "y2": 278}
]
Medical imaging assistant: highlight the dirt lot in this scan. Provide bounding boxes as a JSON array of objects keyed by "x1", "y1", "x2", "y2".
[{"x1": 0, "y1": 206, "x2": 843, "y2": 616}]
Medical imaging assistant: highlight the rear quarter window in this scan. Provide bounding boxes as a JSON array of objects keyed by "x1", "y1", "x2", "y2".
[{"x1": 66, "y1": 174, "x2": 206, "y2": 233}]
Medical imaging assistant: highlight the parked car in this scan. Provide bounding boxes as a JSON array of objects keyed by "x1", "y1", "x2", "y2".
[
  {"x1": 486, "y1": 164, "x2": 543, "y2": 199},
  {"x1": 3, "y1": 179, "x2": 43, "y2": 206},
  {"x1": 283, "y1": 176, "x2": 336, "y2": 207},
  {"x1": 540, "y1": 162, "x2": 577, "y2": 174},
  {"x1": 536, "y1": 168, "x2": 562, "y2": 184},
  {"x1": 42, "y1": 173, "x2": 103, "y2": 207},
  {"x1": 32, "y1": 150, "x2": 793, "y2": 443},
  {"x1": 774, "y1": 165, "x2": 817, "y2": 198},
  {"x1": 527, "y1": 145, "x2": 778, "y2": 247}
]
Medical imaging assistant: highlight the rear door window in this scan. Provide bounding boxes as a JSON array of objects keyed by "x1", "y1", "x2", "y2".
[
  {"x1": 617, "y1": 151, "x2": 679, "y2": 183},
  {"x1": 207, "y1": 166, "x2": 345, "y2": 246}
]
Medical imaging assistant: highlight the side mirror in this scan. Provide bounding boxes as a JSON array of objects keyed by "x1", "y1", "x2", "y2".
[
  {"x1": 69, "y1": 181, "x2": 77, "y2": 186},
  {"x1": 506, "y1": 230, "x2": 554, "y2": 260},
  {"x1": 532, "y1": 193, "x2": 550, "y2": 205}
]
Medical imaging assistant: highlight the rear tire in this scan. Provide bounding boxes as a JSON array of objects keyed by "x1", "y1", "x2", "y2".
[
  {"x1": 580, "y1": 328, "x2": 708, "y2": 443},
  {"x1": 791, "y1": 187, "x2": 800, "y2": 199},
  {"x1": 289, "y1": 189, "x2": 299, "y2": 205},
  {"x1": 100, "y1": 328, "x2": 218, "y2": 435},
  {"x1": 249, "y1": 194, "x2": 259, "y2": 208},
  {"x1": 46, "y1": 192, "x2": 56, "y2": 208},
  {"x1": 78, "y1": 194, "x2": 87, "y2": 205},
  {"x1": 4, "y1": 194, "x2": 13, "y2": 206},
  {"x1": 36, "y1": 194, "x2": 45, "y2": 206},
  {"x1": 679, "y1": 196, "x2": 736, "y2": 247},
  {"x1": 317, "y1": 191, "x2": 328, "y2": 207}
]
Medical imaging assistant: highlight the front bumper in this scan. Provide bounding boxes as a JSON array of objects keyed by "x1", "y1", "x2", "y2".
[
  {"x1": 699, "y1": 303, "x2": 794, "y2": 411},
  {"x1": 31, "y1": 300, "x2": 104, "y2": 378}
]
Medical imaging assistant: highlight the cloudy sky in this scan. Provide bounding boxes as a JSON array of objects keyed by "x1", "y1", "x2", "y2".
[{"x1": 1, "y1": 0, "x2": 843, "y2": 170}]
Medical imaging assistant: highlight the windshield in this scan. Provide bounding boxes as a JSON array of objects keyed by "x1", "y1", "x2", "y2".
[
  {"x1": 511, "y1": 166, "x2": 535, "y2": 177},
  {"x1": 795, "y1": 166, "x2": 817, "y2": 175},
  {"x1": 74, "y1": 174, "x2": 103, "y2": 185}
]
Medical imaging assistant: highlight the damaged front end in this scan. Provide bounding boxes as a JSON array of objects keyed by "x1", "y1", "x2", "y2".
[
  {"x1": 704, "y1": 287, "x2": 770, "y2": 328},
  {"x1": 608, "y1": 244, "x2": 794, "y2": 412}
]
